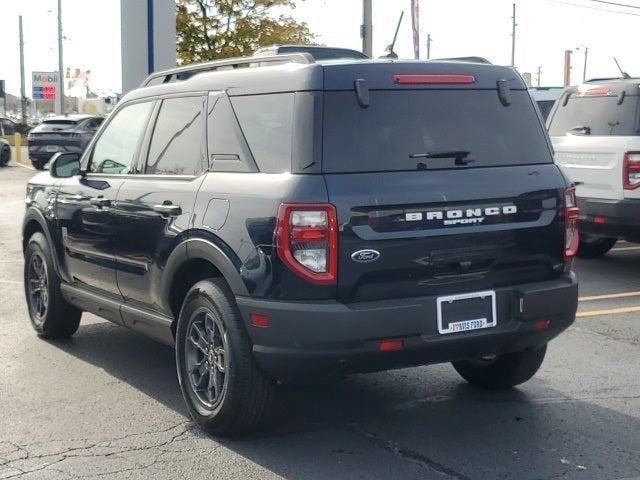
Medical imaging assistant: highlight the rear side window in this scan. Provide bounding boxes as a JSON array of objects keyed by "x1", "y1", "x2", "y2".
[
  {"x1": 536, "y1": 100, "x2": 556, "y2": 121},
  {"x1": 322, "y1": 90, "x2": 553, "y2": 173},
  {"x1": 146, "y1": 96, "x2": 205, "y2": 176},
  {"x1": 548, "y1": 94, "x2": 639, "y2": 136},
  {"x1": 231, "y1": 93, "x2": 293, "y2": 173},
  {"x1": 207, "y1": 96, "x2": 255, "y2": 172}
]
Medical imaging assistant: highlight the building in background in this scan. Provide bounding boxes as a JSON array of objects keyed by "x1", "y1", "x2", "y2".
[{"x1": 121, "y1": 0, "x2": 176, "y2": 94}]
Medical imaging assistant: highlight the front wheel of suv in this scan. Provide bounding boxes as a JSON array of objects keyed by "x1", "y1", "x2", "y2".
[
  {"x1": 24, "y1": 232, "x2": 82, "y2": 338},
  {"x1": 31, "y1": 159, "x2": 46, "y2": 170},
  {"x1": 175, "y1": 279, "x2": 275, "y2": 436},
  {"x1": 452, "y1": 344, "x2": 547, "y2": 390},
  {"x1": 577, "y1": 235, "x2": 617, "y2": 258}
]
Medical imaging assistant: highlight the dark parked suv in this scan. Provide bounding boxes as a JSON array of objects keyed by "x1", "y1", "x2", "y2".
[
  {"x1": 27, "y1": 114, "x2": 103, "y2": 169},
  {"x1": 22, "y1": 52, "x2": 579, "y2": 435}
]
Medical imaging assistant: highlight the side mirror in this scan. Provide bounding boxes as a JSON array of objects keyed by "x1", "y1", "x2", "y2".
[{"x1": 50, "y1": 153, "x2": 82, "y2": 178}]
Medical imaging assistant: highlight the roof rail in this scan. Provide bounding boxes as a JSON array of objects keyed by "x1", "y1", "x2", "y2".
[
  {"x1": 141, "y1": 52, "x2": 315, "y2": 87},
  {"x1": 585, "y1": 76, "x2": 639, "y2": 83}
]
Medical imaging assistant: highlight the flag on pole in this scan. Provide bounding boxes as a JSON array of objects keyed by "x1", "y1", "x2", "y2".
[{"x1": 411, "y1": 0, "x2": 420, "y2": 59}]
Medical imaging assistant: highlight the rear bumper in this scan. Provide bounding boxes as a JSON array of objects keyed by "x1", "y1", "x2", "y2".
[
  {"x1": 236, "y1": 273, "x2": 578, "y2": 380},
  {"x1": 28, "y1": 141, "x2": 84, "y2": 163},
  {"x1": 577, "y1": 197, "x2": 640, "y2": 241}
]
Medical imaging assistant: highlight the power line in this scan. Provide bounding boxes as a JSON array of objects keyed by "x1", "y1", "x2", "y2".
[
  {"x1": 588, "y1": 0, "x2": 640, "y2": 9},
  {"x1": 547, "y1": 0, "x2": 640, "y2": 16}
]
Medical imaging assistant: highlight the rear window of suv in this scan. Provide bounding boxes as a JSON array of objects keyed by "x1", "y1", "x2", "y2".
[
  {"x1": 548, "y1": 93, "x2": 640, "y2": 137},
  {"x1": 322, "y1": 89, "x2": 553, "y2": 173}
]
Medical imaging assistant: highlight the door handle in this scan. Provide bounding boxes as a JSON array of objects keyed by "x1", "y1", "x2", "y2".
[
  {"x1": 89, "y1": 197, "x2": 111, "y2": 208},
  {"x1": 153, "y1": 203, "x2": 182, "y2": 217}
]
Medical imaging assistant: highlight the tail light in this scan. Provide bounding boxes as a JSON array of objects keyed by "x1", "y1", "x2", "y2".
[
  {"x1": 392, "y1": 74, "x2": 476, "y2": 85},
  {"x1": 564, "y1": 187, "x2": 580, "y2": 259},
  {"x1": 623, "y1": 152, "x2": 640, "y2": 189},
  {"x1": 275, "y1": 203, "x2": 338, "y2": 285}
]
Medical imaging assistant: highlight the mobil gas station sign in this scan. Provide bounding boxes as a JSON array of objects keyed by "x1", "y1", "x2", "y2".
[{"x1": 32, "y1": 71, "x2": 58, "y2": 100}]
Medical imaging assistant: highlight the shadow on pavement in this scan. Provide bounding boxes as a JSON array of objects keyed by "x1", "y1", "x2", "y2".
[{"x1": 52, "y1": 320, "x2": 640, "y2": 480}]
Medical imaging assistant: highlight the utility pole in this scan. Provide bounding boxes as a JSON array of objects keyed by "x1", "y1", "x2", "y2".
[
  {"x1": 564, "y1": 50, "x2": 572, "y2": 87},
  {"x1": 361, "y1": 0, "x2": 373, "y2": 57},
  {"x1": 582, "y1": 46, "x2": 589, "y2": 82},
  {"x1": 56, "y1": 0, "x2": 65, "y2": 115},
  {"x1": 536, "y1": 66, "x2": 542, "y2": 87},
  {"x1": 511, "y1": 3, "x2": 517, "y2": 67},
  {"x1": 426, "y1": 33, "x2": 432, "y2": 59},
  {"x1": 19, "y1": 16, "x2": 27, "y2": 124}
]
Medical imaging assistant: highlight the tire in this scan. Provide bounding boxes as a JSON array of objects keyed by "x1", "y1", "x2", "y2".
[
  {"x1": 577, "y1": 235, "x2": 617, "y2": 259},
  {"x1": 0, "y1": 146, "x2": 9, "y2": 166},
  {"x1": 24, "y1": 232, "x2": 82, "y2": 339},
  {"x1": 31, "y1": 160, "x2": 46, "y2": 170},
  {"x1": 452, "y1": 344, "x2": 547, "y2": 390},
  {"x1": 175, "y1": 279, "x2": 275, "y2": 436}
]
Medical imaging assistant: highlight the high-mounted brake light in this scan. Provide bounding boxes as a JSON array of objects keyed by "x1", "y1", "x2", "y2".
[
  {"x1": 623, "y1": 152, "x2": 640, "y2": 190},
  {"x1": 579, "y1": 86, "x2": 613, "y2": 97},
  {"x1": 564, "y1": 187, "x2": 580, "y2": 259},
  {"x1": 275, "y1": 204, "x2": 338, "y2": 285},
  {"x1": 392, "y1": 74, "x2": 476, "y2": 85}
]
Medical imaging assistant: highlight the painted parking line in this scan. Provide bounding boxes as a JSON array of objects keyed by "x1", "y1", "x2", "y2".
[
  {"x1": 578, "y1": 290, "x2": 640, "y2": 317},
  {"x1": 611, "y1": 246, "x2": 640, "y2": 252},
  {"x1": 577, "y1": 305, "x2": 640, "y2": 318},
  {"x1": 10, "y1": 161, "x2": 35, "y2": 171},
  {"x1": 579, "y1": 290, "x2": 640, "y2": 302}
]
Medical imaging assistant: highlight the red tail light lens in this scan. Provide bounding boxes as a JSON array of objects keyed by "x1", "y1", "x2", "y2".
[
  {"x1": 564, "y1": 187, "x2": 580, "y2": 259},
  {"x1": 392, "y1": 74, "x2": 476, "y2": 85},
  {"x1": 275, "y1": 204, "x2": 338, "y2": 285},
  {"x1": 623, "y1": 152, "x2": 640, "y2": 190}
]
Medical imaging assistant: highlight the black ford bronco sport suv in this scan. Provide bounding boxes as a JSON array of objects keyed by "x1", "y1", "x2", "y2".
[{"x1": 22, "y1": 52, "x2": 579, "y2": 435}]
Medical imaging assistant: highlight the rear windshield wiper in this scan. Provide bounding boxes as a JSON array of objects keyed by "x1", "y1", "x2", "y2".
[
  {"x1": 409, "y1": 150, "x2": 474, "y2": 166},
  {"x1": 570, "y1": 125, "x2": 591, "y2": 135}
]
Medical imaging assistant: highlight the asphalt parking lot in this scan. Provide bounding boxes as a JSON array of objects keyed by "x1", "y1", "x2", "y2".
[{"x1": 0, "y1": 162, "x2": 639, "y2": 480}]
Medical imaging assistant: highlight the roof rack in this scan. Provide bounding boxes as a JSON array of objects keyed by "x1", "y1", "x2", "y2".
[{"x1": 141, "y1": 52, "x2": 315, "y2": 87}]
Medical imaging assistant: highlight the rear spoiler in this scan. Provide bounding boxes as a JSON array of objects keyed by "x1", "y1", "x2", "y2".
[{"x1": 431, "y1": 56, "x2": 492, "y2": 65}]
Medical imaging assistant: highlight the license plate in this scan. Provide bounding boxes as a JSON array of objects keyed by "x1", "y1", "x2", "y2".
[
  {"x1": 437, "y1": 290, "x2": 496, "y2": 335},
  {"x1": 45, "y1": 145, "x2": 60, "y2": 152}
]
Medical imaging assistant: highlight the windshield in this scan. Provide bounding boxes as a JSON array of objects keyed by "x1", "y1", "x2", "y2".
[
  {"x1": 322, "y1": 89, "x2": 553, "y2": 173},
  {"x1": 548, "y1": 94, "x2": 640, "y2": 136}
]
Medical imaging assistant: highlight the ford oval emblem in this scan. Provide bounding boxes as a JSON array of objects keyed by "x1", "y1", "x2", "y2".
[{"x1": 351, "y1": 249, "x2": 380, "y2": 263}]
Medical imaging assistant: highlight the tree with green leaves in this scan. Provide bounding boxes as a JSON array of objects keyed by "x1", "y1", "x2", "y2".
[{"x1": 176, "y1": 0, "x2": 315, "y2": 64}]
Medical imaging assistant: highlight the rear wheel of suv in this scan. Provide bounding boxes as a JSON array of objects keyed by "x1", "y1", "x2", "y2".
[
  {"x1": 175, "y1": 279, "x2": 274, "y2": 436},
  {"x1": 577, "y1": 235, "x2": 617, "y2": 258},
  {"x1": 24, "y1": 232, "x2": 82, "y2": 338},
  {"x1": 452, "y1": 345, "x2": 547, "y2": 390},
  {"x1": 0, "y1": 145, "x2": 9, "y2": 166}
]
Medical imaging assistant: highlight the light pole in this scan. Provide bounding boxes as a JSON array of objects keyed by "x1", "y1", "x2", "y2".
[
  {"x1": 19, "y1": 16, "x2": 27, "y2": 124},
  {"x1": 56, "y1": 0, "x2": 65, "y2": 115},
  {"x1": 511, "y1": 3, "x2": 517, "y2": 67},
  {"x1": 576, "y1": 45, "x2": 589, "y2": 83},
  {"x1": 361, "y1": 0, "x2": 373, "y2": 57}
]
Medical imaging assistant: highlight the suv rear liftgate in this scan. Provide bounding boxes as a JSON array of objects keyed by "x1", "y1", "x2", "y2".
[{"x1": 240, "y1": 66, "x2": 578, "y2": 378}]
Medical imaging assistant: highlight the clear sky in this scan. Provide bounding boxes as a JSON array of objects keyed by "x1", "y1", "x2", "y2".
[{"x1": 1, "y1": 0, "x2": 640, "y2": 97}]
